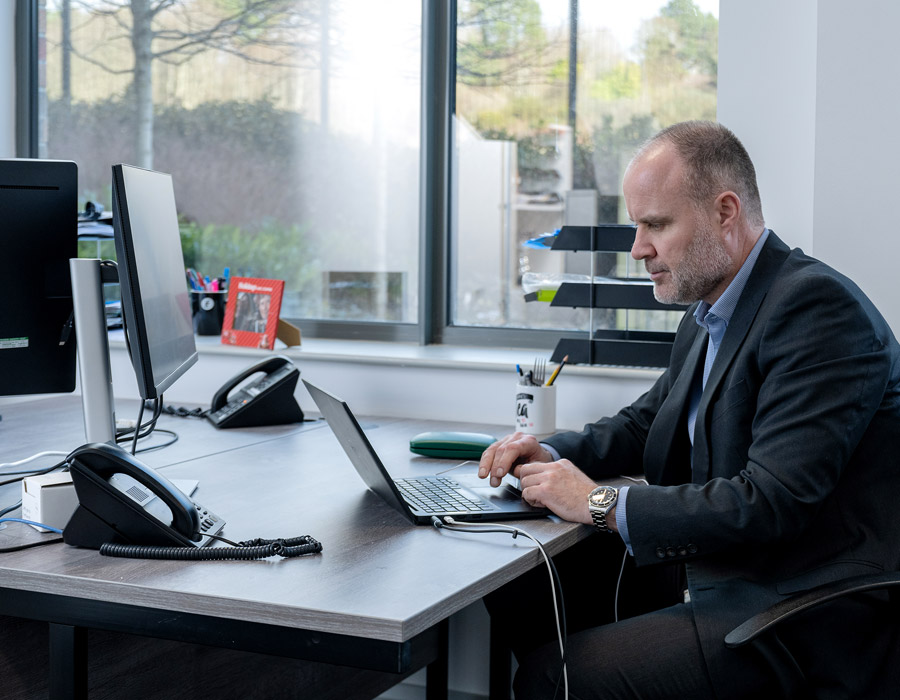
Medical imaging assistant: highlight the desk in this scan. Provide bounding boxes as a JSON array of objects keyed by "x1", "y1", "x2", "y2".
[{"x1": 0, "y1": 396, "x2": 591, "y2": 699}]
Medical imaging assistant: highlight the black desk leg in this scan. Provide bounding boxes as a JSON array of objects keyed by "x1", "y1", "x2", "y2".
[
  {"x1": 425, "y1": 618, "x2": 449, "y2": 700},
  {"x1": 49, "y1": 623, "x2": 88, "y2": 700},
  {"x1": 489, "y1": 617, "x2": 512, "y2": 700}
]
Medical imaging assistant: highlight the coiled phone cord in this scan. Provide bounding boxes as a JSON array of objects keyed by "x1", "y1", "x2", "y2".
[{"x1": 99, "y1": 535, "x2": 323, "y2": 560}]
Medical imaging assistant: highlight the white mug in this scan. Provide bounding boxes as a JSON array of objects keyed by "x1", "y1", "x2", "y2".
[{"x1": 515, "y1": 383, "x2": 556, "y2": 436}]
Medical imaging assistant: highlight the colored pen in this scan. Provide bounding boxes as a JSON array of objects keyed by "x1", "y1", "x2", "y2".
[
  {"x1": 516, "y1": 364, "x2": 524, "y2": 377},
  {"x1": 546, "y1": 355, "x2": 569, "y2": 386},
  {"x1": 186, "y1": 268, "x2": 202, "y2": 290}
]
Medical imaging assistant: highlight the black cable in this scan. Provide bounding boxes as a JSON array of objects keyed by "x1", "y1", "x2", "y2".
[
  {"x1": 134, "y1": 429, "x2": 179, "y2": 453},
  {"x1": 130, "y1": 399, "x2": 147, "y2": 455},
  {"x1": 159, "y1": 404, "x2": 208, "y2": 419},
  {"x1": 0, "y1": 460, "x2": 66, "y2": 488},
  {"x1": 0, "y1": 500, "x2": 22, "y2": 517},
  {"x1": 116, "y1": 427, "x2": 179, "y2": 453},
  {"x1": 116, "y1": 398, "x2": 168, "y2": 454},
  {"x1": 99, "y1": 535, "x2": 322, "y2": 561},
  {"x1": 0, "y1": 537, "x2": 64, "y2": 553}
]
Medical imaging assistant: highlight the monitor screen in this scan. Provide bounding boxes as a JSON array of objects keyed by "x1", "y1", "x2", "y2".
[
  {"x1": 111, "y1": 164, "x2": 197, "y2": 399},
  {"x1": 0, "y1": 159, "x2": 77, "y2": 396}
]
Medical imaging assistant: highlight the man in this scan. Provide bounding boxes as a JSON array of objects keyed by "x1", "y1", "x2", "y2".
[{"x1": 479, "y1": 121, "x2": 900, "y2": 698}]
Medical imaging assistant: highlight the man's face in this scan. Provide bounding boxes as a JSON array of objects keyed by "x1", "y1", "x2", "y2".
[{"x1": 624, "y1": 144, "x2": 733, "y2": 305}]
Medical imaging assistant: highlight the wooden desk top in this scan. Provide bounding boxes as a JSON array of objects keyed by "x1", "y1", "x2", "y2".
[{"x1": 0, "y1": 396, "x2": 591, "y2": 644}]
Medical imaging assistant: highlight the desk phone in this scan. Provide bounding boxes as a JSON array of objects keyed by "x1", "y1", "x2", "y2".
[
  {"x1": 63, "y1": 442, "x2": 225, "y2": 549},
  {"x1": 206, "y1": 355, "x2": 305, "y2": 429}
]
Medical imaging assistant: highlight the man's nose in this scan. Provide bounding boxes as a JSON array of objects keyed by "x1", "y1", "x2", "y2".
[{"x1": 631, "y1": 228, "x2": 652, "y2": 261}]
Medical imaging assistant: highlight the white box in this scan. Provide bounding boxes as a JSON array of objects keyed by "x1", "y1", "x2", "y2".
[{"x1": 21, "y1": 472, "x2": 78, "y2": 532}]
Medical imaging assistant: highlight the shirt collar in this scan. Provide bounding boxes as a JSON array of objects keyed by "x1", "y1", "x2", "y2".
[{"x1": 694, "y1": 228, "x2": 770, "y2": 328}]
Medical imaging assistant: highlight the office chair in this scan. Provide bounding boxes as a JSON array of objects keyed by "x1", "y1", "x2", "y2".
[{"x1": 724, "y1": 571, "x2": 900, "y2": 698}]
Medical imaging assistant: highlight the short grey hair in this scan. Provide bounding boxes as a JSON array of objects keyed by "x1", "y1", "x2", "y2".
[{"x1": 634, "y1": 120, "x2": 765, "y2": 228}]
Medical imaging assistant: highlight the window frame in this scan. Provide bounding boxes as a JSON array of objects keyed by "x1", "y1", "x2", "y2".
[{"x1": 15, "y1": 0, "x2": 39, "y2": 159}]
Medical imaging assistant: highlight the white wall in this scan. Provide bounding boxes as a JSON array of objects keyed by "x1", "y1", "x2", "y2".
[
  {"x1": 811, "y1": 2, "x2": 900, "y2": 333},
  {"x1": 717, "y1": 0, "x2": 818, "y2": 254},
  {"x1": 107, "y1": 341, "x2": 657, "y2": 432},
  {"x1": 1, "y1": 1, "x2": 16, "y2": 157},
  {"x1": 719, "y1": 0, "x2": 900, "y2": 334}
]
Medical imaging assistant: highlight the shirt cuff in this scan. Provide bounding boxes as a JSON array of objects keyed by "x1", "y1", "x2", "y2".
[
  {"x1": 616, "y1": 485, "x2": 633, "y2": 555},
  {"x1": 540, "y1": 442, "x2": 561, "y2": 461}
]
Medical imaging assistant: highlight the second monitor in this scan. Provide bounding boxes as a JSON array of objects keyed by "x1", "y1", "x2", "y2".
[{"x1": 111, "y1": 164, "x2": 198, "y2": 401}]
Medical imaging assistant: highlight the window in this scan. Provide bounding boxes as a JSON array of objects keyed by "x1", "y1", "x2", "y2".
[
  {"x1": 30, "y1": 0, "x2": 718, "y2": 349},
  {"x1": 40, "y1": 0, "x2": 421, "y2": 338}
]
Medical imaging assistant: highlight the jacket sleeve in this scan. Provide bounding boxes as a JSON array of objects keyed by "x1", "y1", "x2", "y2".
[{"x1": 542, "y1": 309, "x2": 701, "y2": 480}]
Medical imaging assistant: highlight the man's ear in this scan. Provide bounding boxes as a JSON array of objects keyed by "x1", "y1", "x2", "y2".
[{"x1": 715, "y1": 190, "x2": 741, "y2": 231}]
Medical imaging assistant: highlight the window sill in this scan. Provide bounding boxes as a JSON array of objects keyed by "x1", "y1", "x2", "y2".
[{"x1": 119, "y1": 333, "x2": 663, "y2": 380}]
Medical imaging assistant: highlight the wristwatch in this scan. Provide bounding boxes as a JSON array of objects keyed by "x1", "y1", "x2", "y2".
[{"x1": 588, "y1": 485, "x2": 618, "y2": 533}]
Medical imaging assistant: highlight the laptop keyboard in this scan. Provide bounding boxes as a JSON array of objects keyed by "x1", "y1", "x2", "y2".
[{"x1": 395, "y1": 476, "x2": 493, "y2": 514}]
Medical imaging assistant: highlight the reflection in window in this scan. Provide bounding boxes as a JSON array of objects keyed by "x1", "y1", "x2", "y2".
[
  {"x1": 43, "y1": 0, "x2": 421, "y2": 324},
  {"x1": 453, "y1": 0, "x2": 718, "y2": 333}
]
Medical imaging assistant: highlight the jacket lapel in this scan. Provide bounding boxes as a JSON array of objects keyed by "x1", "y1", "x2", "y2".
[
  {"x1": 691, "y1": 232, "x2": 791, "y2": 482},
  {"x1": 645, "y1": 324, "x2": 708, "y2": 485}
]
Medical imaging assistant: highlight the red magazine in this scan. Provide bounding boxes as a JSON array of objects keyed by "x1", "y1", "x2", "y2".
[{"x1": 220, "y1": 277, "x2": 285, "y2": 350}]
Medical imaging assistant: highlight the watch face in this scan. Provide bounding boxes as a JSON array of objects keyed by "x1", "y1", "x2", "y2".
[{"x1": 589, "y1": 487, "x2": 616, "y2": 508}]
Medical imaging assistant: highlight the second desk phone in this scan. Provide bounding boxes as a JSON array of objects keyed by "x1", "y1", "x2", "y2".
[{"x1": 206, "y1": 355, "x2": 305, "y2": 429}]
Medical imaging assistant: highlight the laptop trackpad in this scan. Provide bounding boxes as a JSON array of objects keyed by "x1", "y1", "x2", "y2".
[{"x1": 439, "y1": 461, "x2": 523, "y2": 501}]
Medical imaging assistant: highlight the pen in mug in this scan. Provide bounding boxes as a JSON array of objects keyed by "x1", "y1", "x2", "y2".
[{"x1": 546, "y1": 355, "x2": 569, "y2": 386}]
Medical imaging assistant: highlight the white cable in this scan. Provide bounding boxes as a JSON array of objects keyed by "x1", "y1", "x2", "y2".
[
  {"x1": 613, "y1": 475, "x2": 644, "y2": 622},
  {"x1": 614, "y1": 549, "x2": 628, "y2": 623},
  {"x1": 440, "y1": 517, "x2": 568, "y2": 700},
  {"x1": 0, "y1": 450, "x2": 68, "y2": 470}
]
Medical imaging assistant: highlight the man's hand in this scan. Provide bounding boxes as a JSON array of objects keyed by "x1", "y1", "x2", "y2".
[
  {"x1": 517, "y1": 460, "x2": 599, "y2": 525},
  {"x1": 478, "y1": 432, "x2": 553, "y2": 487}
]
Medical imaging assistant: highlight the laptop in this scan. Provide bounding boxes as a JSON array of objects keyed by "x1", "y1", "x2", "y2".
[{"x1": 304, "y1": 379, "x2": 549, "y2": 524}]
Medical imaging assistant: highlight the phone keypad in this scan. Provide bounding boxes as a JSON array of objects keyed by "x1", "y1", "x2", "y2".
[{"x1": 193, "y1": 502, "x2": 226, "y2": 543}]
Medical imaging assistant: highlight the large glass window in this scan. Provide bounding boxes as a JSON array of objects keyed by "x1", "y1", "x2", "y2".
[
  {"x1": 43, "y1": 0, "x2": 421, "y2": 326},
  {"x1": 452, "y1": 0, "x2": 718, "y2": 335},
  {"x1": 36, "y1": 0, "x2": 718, "y2": 345}
]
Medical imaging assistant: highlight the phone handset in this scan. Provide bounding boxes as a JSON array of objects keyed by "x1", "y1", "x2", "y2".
[
  {"x1": 210, "y1": 355, "x2": 292, "y2": 412},
  {"x1": 207, "y1": 355, "x2": 305, "y2": 429}
]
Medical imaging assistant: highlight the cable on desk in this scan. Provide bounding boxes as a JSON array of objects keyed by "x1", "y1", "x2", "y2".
[
  {"x1": 0, "y1": 517, "x2": 64, "y2": 534},
  {"x1": 159, "y1": 404, "x2": 208, "y2": 419},
  {"x1": 0, "y1": 500, "x2": 22, "y2": 518},
  {"x1": 0, "y1": 460, "x2": 67, "y2": 488},
  {"x1": 116, "y1": 428, "x2": 179, "y2": 454},
  {"x1": 0, "y1": 517, "x2": 65, "y2": 552},
  {"x1": 431, "y1": 516, "x2": 568, "y2": 700},
  {"x1": 99, "y1": 534, "x2": 323, "y2": 561},
  {"x1": 0, "y1": 537, "x2": 64, "y2": 553},
  {"x1": 1, "y1": 450, "x2": 68, "y2": 470}
]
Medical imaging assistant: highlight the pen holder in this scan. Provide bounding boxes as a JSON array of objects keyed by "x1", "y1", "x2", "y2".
[
  {"x1": 515, "y1": 383, "x2": 556, "y2": 436},
  {"x1": 191, "y1": 290, "x2": 227, "y2": 336}
]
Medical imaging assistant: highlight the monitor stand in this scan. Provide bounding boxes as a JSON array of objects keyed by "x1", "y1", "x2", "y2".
[{"x1": 69, "y1": 258, "x2": 117, "y2": 444}]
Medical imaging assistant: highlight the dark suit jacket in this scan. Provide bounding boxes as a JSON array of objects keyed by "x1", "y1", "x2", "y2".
[{"x1": 545, "y1": 232, "x2": 900, "y2": 697}]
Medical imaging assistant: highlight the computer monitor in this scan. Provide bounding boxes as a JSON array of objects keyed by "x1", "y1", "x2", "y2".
[
  {"x1": 110, "y1": 164, "x2": 198, "y2": 400},
  {"x1": 0, "y1": 159, "x2": 77, "y2": 397}
]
